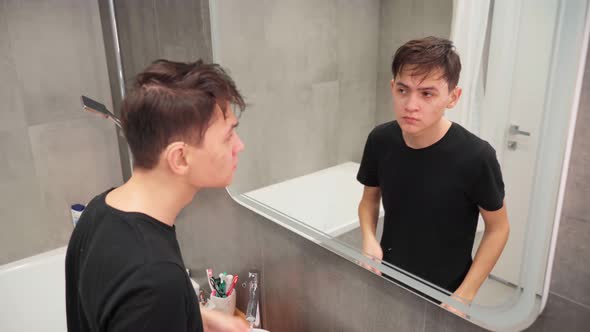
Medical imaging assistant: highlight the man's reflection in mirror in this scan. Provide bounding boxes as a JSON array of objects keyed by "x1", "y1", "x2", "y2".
[{"x1": 357, "y1": 37, "x2": 510, "y2": 305}]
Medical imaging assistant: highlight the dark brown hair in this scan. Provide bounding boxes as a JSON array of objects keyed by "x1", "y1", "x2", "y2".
[
  {"x1": 391, "y1": 36, "x2": 461, "y2": 90},
  {"x1": 121, "y1": 59, "x2": 245, "y2": 169}
]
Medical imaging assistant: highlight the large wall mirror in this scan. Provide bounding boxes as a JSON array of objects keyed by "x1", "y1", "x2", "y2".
[{"x1": 212, "y1": 0, "x2": 590, "y2": 330}]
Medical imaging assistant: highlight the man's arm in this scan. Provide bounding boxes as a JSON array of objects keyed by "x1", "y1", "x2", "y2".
[
  {"x1": 201, "y1": 309, "x2": 249, "y2": 332},
  {"x1": 359, "y1": 186, "x2": 383, "y2": 262},
  {"x1": 453, "y1": 202, "x2": 510, "y2": 302}
]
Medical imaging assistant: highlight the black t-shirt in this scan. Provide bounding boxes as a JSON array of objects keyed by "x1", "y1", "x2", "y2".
[
  {"x1": 65, "y1": 189, "x2": 203, "y2": 332},
  {"x1": 357, "y1": 121, "x2": 505, "y2": 292}
]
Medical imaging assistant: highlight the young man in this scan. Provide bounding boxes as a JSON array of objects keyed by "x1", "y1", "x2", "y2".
[
  {"x1": 66, "y1": 60, "x2": 249, "y2": 332},
  {"x1": 357, "y1": 37, "x2": 510, "y2": 304}
]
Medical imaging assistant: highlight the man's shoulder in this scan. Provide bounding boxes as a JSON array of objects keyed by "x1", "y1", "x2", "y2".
[
  {"x1": 451, "y1": 123, "x2": 495, "y2": 155},
  {"x1": 79, "y1": 188, "x2": 115, "y2": 218},
  {"x1": 372, "y1": 120, "x2": 399, "y2": 135},
  {"x1": 447, "y1": 123, "x2": 500, "y2": 175},
  {"x1": 69, "y1": 188, "x2": 153, "y2": 267},
  {"x1": 367, "y1": 120, "x2": 401, "y2": 145}
]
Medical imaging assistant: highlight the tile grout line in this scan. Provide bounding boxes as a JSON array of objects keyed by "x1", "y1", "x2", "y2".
[
  {"x1": 549, "y1": 291, "x2": 590, "y2": 311},
  {"x1": 568, "y1": 216, "x2": 590, "y2": 224}
]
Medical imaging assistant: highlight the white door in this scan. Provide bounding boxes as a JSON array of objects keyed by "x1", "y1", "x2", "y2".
[
  {"x1": 461, "y1": 0, "x2": 560, "y2": 286},
  {"x1": 488, "y1": 0, "x2": 560, "y2": 286}
]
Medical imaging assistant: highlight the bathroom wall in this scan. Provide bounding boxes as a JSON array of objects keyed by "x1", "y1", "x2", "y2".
[
  {"x1": 0, "y1": 0, "x2": 122, "y2": 264},
  {"x1": 99, "y1": 0, "x2": 590, "y2": 330},
  {"x1": 112, "y1": 0, "x2": 213, "y2": 83},
  {"x1": 216, "y1": 0, "x2": 381, "y2": 194},
  {"x1": 376, "y1": 0, "x2": 454, "y2": 125}
]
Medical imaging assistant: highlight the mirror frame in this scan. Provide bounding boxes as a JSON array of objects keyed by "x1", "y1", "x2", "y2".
[{"x1": 211, "y1": 0, "x2": 590, "y2": 330}]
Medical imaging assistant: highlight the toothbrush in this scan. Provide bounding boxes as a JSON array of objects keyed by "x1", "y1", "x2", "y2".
[
  {"x1": 206, "y1": 268, "x2": 215, "y2": 292},
  {"x1": 219, "y1": 273, "x2": 226, "y2": 292},
  {"x1": 225, "y1": 274, "x2": 233, "y2": 290},
  {"x1": 226, "y1": 275, "x2": 239, "y2": 296}
]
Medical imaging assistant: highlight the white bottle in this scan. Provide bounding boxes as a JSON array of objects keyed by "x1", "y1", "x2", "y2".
[
  {"x1": 70, "y1": 204, "x2": 85, "y2": 226},
  {"x1": 185, "y1": 269, "x2": 200, "y2": 294},
  {"x1": 191, "y1": 278, "x2": 200, "y2": 294}
]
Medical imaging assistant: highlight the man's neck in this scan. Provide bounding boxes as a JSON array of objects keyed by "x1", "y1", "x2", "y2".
[
  {"x1": 402, "y1": 118, "x2": 452, "y2": 149},
  {"x1": 105, "y1": 169, "x2": 198, "y2": 227}
]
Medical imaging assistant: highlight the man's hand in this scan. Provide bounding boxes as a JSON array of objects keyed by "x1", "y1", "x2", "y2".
[
  {"x1": 452, "y1": 203, "x2": 510, "y2": 303},
  {"x1": 441, "y1": 292, "x2": 471, "y2": 318},
  {"x1": 361, "y1": 236, "x2": 383, "y2": 275},
  {"x1": 358, "y1": 186, "x2": 383, "y2": 275},
  {"x1": 201, "y1": 309, "x2": 249, "y2": 332}
]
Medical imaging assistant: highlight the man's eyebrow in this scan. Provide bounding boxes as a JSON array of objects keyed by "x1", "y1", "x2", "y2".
[
  {"x1": 395, "y1": 82, "x2": 439, "y2": 92},
  {"x1": 227, "y1": 122, "x2": 239, "y2": 136},
  {"x1": 417, "y1": 86, "x2": 438, "y2": 92}
]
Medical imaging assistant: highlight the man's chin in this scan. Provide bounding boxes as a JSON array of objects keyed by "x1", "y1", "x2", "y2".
[
  {"x1": 224, "y1": 174, "x2": 235, "y2": 187},
  {"x1": 399, "y1": 123, "x2": 423, "y2": 135},
  {"x1": 199, "y1": 178, "x2": 234, "y2": 189}
]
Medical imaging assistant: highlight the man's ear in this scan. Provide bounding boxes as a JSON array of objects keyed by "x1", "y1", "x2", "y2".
[
  {"x1": 163, "y1": 142, "x2": 189, "y2": 175},
  {"x1": 447, "y1": 86, "x2": 462, "y2": 109}
]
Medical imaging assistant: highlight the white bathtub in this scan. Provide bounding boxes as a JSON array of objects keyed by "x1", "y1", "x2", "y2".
[
  {"x1": 0, "y1": 246, "x2": 67, "y2": 332},
  {"x1": 244, "y1": 162, "x2": 384, "y2": 237}
]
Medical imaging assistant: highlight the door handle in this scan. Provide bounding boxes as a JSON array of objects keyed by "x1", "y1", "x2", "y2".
[{"x1": 509, "y1": 124, "x2": 531, "y2": 136}]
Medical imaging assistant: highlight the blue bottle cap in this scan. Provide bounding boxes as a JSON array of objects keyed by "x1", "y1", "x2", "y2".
[{"x1": 71, "y1": 204, "x2": 85, "y2": 212}]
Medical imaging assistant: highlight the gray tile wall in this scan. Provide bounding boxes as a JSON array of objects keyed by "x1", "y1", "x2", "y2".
[
  {"x1": 376, "y1": 0, "x2": 454, "y2": 125},
  {"x1": 113, "y1": 0, "x2": 213, "y2": 86},
  {"x1": 214, "y1": 0, "x2": 380, "y2": 194},
  {"x1": 0, "y1": 0, "x2": 122, "y2": 264},
  {"x1": 103, "y1": 0, "x2": 590, "y2": 331}
]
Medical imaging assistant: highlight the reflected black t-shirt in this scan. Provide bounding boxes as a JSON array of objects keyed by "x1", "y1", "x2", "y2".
[
  {"x1": 65, "y1": 189, "x2": 203, "y2": 332},
  {"x1": 357, "y1": 121, "x2": 505, "y2": 292}
]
